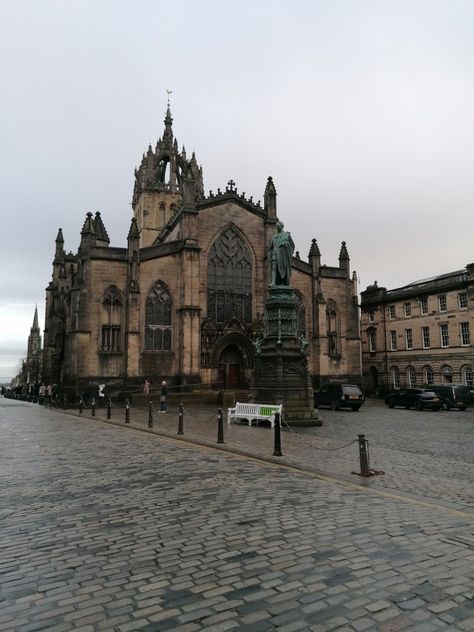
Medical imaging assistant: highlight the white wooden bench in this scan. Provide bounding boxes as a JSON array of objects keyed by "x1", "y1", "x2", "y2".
[{"x1": 227, "y1": 402, "x2": 283, "y2": 429}]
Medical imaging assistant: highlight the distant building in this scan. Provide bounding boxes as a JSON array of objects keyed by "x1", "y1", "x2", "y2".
[
  {"x1": 42, "y1": 107, "x2": 362, "y2": 399},
  {"x1": 360, "y1": 267, "x2": 474, "y2": 393},
  {"x1": 12, "y1": 306, "x2": 42, "y2": 388}
]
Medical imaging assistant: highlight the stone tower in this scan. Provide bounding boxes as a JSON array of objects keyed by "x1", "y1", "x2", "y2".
[
  {"x1": 26, "y1": 305, "x2": 42, "y2": 384},
  {"x1": 132, "y1": 106, "x2": 204, "y2": 248}
]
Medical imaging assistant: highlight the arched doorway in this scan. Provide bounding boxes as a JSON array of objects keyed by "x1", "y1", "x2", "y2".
[{"x1": 218, "y1": 344, "x2": 245, "y2": 388}]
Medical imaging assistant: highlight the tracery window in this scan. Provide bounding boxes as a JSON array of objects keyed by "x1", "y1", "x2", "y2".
[
  {"x1": 207, "y1": 227, "x2": 252, "y2": 325},
  {"x1": 101, "y1": 286, "x2": 122, "y2": 351},
  {"x1": 295, "y1": 291, "x2": 307, "y2": 337},
  {"x1": 326, "y1": 300, "x2": 339, "y2": 356},
  {"x1": 159, "y1": 203, "x2": 165, "y2": 226},
  {"x1": 145, "y1": 282, "x2": 172, "y2": 350}
]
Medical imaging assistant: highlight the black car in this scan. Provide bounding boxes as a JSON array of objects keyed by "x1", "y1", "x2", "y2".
[
  {"x1": 314, "y1": 384, "x2": 365, "y2": 411},
  {"x1": 385, "y1": 388, "x2": 442, "y2": 411},
  {"x1": 423, "y1": 384, "x2": 471, "y2": 411}
]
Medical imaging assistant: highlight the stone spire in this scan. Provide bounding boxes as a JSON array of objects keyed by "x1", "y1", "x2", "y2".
[
  {"x1": 32, "y1": 305, "x2": 39, "y2": 331},
  {"x1": 162, "y1": 106, "x2": 174, "y2": 149},
  {"x1": 308, "y1": 238, "x2": 321, "y2": 275},
  {"x1": 339, "y1": 241, "x2": 350, "y2": 277},
  {"x1": 93, "y1": 211, "x2": 110, "y2": 246},
  {"x1": 80, "y1": 212, "x2": 96, "y2": 249},
  {"x1": 55, "y1": 228, "x2": 65, "y2": 260},
  {"x1": 264, "y1": 176, "x2": 277, "y2": 217}
]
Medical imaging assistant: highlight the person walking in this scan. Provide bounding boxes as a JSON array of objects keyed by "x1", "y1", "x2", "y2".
[
  {"x1": 160, "y1": 380, "x2": 167, "y2": 413},
  {"x1": 38, "y1": 383, "x2": 46, "y2": 405},
  {"x1": 98, "y1": 384, "x2": 105, "y2": 407},
  {"x1": 143, "y1": 378, "x2": 150, "y2": 396}
]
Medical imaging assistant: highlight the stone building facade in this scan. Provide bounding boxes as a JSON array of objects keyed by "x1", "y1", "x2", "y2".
[
  {"x1": 360, "y1": 267, "x2": 474, "y2": 394},
  {"x1": 42, "y1": 107, "x2": 361, "y2": 399},
  {"x1": 12, "y1": 306, "x2": 42, "y2": 389}
]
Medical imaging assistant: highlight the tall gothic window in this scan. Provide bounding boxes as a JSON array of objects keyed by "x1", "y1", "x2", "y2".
[
  {"x1": 295, "y1": 291, "x2": 307, "y2": 337},
  {"x1": 207, "y1": 227, "x2": 253, "y2": 325},
  {"x1": 101, "y1": 287, "x2": 122, "y2": 351},
  {"x1": 326, "y1": 300, "x2": 339, "y2": 356},
  {"x1": 145, "y1": 282, "x2": 172, "y2": 350}
]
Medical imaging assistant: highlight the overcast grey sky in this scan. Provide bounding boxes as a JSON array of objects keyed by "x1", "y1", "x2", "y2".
[{"x1": 1, "y1": 0, "x2": 474, "y2": 381}]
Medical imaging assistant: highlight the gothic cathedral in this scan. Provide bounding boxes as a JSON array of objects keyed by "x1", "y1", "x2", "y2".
[{"x1": 42, "y1": 107, "x2": 362, "y2": 398}]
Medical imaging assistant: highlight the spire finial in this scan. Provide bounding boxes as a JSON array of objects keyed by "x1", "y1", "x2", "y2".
[{"x1": 166, "y1": 88, "x2": 173, "y2": 107}]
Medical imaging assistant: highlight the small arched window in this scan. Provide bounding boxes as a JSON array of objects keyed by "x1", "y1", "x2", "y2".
[
  {"x1": 424, "y1": 366, "x2": 434, "y2": 385},
  {"x1": 392, "y1": 367, "x2": 400, "y2": 389},
  {"x1": 462, "y1": 366, "x2": 473, "y2": 387},
  {"x1": 101, "y1": 287, "x2": 122, "y2": 351},
  {"x1": 145, "y1": 282, "x2": 172, "y2": 350},
  {"x1": 407, "y1": 367, "x2": 416, "y2": 387}
]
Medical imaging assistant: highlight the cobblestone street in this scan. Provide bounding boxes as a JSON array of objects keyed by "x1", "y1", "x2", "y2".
[{"x1": 1, "y1": 398, "x2": 473, "y2": 631}]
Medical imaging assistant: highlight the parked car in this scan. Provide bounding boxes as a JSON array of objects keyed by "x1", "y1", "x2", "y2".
[
  {"x1": 385, "y1": 388, "x2": 442, "y2": 411},
  {"x1": 424, "y1": 384, "x2": 472, "y2": 411},
  {"x1": 314, "y1": 384, "x2": 365, "y2": 411}
]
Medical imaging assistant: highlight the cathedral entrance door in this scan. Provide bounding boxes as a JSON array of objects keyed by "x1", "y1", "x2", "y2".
[{"x1": 218, "y1": 344, "x2": 244, "y2": 388}]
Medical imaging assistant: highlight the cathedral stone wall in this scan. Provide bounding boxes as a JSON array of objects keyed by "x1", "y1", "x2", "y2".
[{"x1": 43, "y1": 107, "x2": 362, "y2": 399}]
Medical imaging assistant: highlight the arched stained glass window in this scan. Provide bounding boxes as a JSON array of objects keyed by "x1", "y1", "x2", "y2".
[
  {"x1": 145, "y1": 282, "x2": 172, "y2": 350},
  {"x1": 101, "y1": 287, "x2": 122, "y2": 351},
  {"x1": 326, "y1": 300, "x2": 338, "y2": 356},
  {"x1": 207, "y1": 227, "x2": 252, "y2": 325},
  {"x1": 295, "y1": 291, "x2": 307, "y2": 337}
]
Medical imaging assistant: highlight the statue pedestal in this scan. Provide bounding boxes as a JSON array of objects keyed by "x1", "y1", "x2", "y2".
[{"x1": 252, "y1": 287, "x2": 321, "y2": 426}]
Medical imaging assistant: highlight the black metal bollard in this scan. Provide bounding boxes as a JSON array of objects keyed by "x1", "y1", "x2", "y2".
[
  {"x1": 217, "y1": 408, "x2": 224, "y2": 443},
  {"x1": 62, "y1": 394, "x2": 67, "y2": 410},
  {"x1": 178, "y1": 403, "x2": 184, "y2": 435},
  {"x1": 79, "y1": 395, "x2": 84, "y2": 414},
  {"x1": 148, "y1": 401, "x2": 153, "y2": 428},
  {"x1": 273, "y1": 412, "x2": 283, "y2": 457},
  {"x1": 358, "y1": 434, "x2": 371, "y2": 477},
  {"x1": 106, "y1": 398, "x2": 112, "y2": 419},
  {"x1": 125, "y1": 399, "x2": 130, "y2": 423},
  {"x1": 91, "y1": 397, "x2": 96, "y2": 416}
]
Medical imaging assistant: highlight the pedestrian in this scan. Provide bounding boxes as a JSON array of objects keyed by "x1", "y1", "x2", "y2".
[
  {"x1": 143, "y1": 378, "x2": 150, "y2": 396},
  {"x1": 98, "y1": 383, "x2": 105, "y2": 407},
  {"x1": 160, "y1": 380, "x2": 167, "y2": 413},
  {"x1": 38, "y1": 383, "x2": 46, "y2": 405},
  {"x1": 52, "y1": 383, "x2": 60, "y2": 407},
  {"x1": 46, "y1": 383, "x2": 53, "y2": 407}
]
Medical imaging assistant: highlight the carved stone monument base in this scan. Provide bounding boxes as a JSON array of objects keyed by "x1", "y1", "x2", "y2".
[{"x1": 252, "y1": 286, "x2": 321, "y2": 426}]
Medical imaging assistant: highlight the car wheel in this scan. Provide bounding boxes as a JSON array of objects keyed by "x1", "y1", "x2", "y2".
[
  {"x1": 352, "y1": 406, "x2": 361, "y2": 412},
  {"x1": 330, "y1": 400, "x2": 340, "y2": 410},
  {"x1": 442, "y1": 402, "x2": 451, "y2": 411},
  {"x1": 388, "y1": 400, "x2": 395, "y2": 409},
  {"x1": 414, "y1": 401, "x2": 422, "y2": 411},
  {"x1": 404, "y1": 404, "x2": 410, "y2": 409},
  {"x1": 459, "y1": 406, "x2": 467, "y2": 411}
]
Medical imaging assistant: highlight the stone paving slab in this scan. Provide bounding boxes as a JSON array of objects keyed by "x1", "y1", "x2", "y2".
[{"x1": 0, "y1": 399, "x2": 473, "y2": 631}]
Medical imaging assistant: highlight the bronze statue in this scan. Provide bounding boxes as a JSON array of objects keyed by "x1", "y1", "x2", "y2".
[{"x1": 268, "y1": 221, "x2": 295, "y2": 286}]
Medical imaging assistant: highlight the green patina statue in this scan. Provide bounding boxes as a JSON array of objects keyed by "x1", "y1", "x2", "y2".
[{"x1": 268, "y1": 221, "x2": 295, "y2": 287}]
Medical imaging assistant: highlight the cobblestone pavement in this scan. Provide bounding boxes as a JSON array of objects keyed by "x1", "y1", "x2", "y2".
[
  {"x1": 1, "y1": 399, "x2": 473, "y2": 631},
  {"x1": 59, "y1": 396, "x2": 473, "y2": 509}
]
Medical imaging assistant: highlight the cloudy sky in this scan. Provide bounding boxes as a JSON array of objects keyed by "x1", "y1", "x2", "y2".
[{"x1": 1, "y1": 0, "x2": 474, "y2": 381}]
